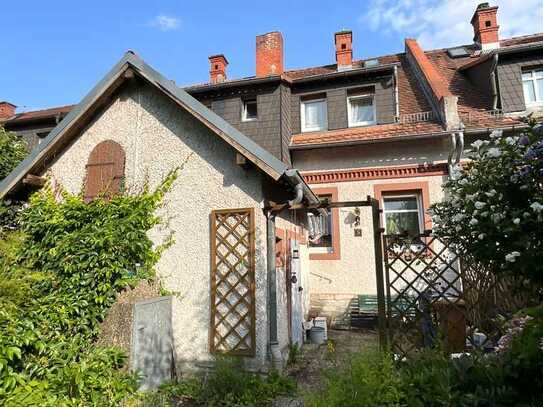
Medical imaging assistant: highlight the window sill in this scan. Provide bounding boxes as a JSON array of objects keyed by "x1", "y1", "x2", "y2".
[
  {"x1": 241, "y1": 117, "x2": 258, "y2": 122},
  {"x1": 301, "y1": 127, "x2": 327, "y2": 133},
  {"x1": 309, "y1": 251, "x2": 341, "y2": 260},
  {"x1": 348, "y1": 121, "x2": 377, "y2": 128}
]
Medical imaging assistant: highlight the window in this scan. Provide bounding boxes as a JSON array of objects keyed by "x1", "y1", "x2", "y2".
[
  {"x1": 382, "y1": 194, "x2": 423, "y2": 236},
  {"x1": 522, "y1": 68, "x2": 543, "y2": 105},
  {"x1": 308, "y1": 187, "x2": 340, "y2": 260},
  {"x1": 348, "y1": 94, "x2": 376, "y2": 127},
  {"x1": 242, "y1": 99, "x2": 258, "y2": 121},
  {"x1": 301, "y1": 98, "x2": 327, "y2": 132},
  {"x1": 308, "y1": 196, "x2": 333, "y2": 252},
  {"x1": 84, "y1": 140, "x2": 125, "y2": 202}
]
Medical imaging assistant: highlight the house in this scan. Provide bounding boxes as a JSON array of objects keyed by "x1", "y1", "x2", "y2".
[{"x1": 1, "y1": 1, "x2": 542, "y2": 369}]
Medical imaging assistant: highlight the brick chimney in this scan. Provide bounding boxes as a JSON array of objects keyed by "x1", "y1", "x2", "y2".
[
  {"x1": 335, "y1": 30, "x2": 353, "y2": 70},
  {"x1": 471, "y1": 2, "x2": 499, "y2": 50},
  {"x1": 0, "y1": 102, "x2": 16, "y2": 120},
  {"x1": 209, "y1": 54, "x2": 228, "y2": 84},
  {"x1": 256, "y1": 31, "x2": 284, "y2": 77}
]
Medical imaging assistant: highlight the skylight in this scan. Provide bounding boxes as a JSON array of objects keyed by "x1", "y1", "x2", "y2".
[{"x1": 447, "y1": 47, "x2": 470, "y2": 58}]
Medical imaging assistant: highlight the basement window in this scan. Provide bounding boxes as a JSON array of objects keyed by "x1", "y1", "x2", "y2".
[
  {"x1": 242, "y1": 99, "x2": 258, "y2": 121},
  {"x1": 522, "y1": 67, "x2": 543, "y2": 106}
]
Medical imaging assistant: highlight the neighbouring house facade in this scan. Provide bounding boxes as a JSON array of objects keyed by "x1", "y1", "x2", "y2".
[{"x1": 2, "y1": 2, "x2": 543, "y2": 369}]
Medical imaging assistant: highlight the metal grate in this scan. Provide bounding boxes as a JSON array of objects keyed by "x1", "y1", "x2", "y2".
[
  {"x1": 210, "y1": 208, "x2": 256, "y2": 356},
  {"x1": 382, "y1": 232, "x2": 533, "y2": 358},
  {"x1": 398, "y1": 111, "x2": 434, "y2": 124}
]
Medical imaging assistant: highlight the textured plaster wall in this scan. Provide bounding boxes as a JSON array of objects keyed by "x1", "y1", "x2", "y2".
[
  {"x1": 307, "y1": 175, "x2": 446, "y2": 300},
  {"x1": 48, "y1": 83, "x2": 271, "y2": 371},
  {"x1": 292, "y1": 137, "x2": 448, "y2": 172}
]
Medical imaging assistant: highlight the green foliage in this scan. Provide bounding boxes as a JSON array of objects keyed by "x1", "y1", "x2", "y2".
[
  {"x1": 0, "y1": 170, "x2": 177, "y2": 406},
  {"x1": 0, "y1": 125, "x2": 27, "y2": 180},
  {"x1": 198, "y1": 357, "x2": 296, "y2": 406},
  {"x1": 307, "y1": 348, "x2": 403, "y2": 407},
  {"x1": 430, "y1": 119, "x2": 543, "y2": 283}
]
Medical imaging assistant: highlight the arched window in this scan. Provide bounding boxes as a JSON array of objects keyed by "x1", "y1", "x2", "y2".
[{"x1": 84, "y1": 140, "x2": 125, "y2": 201}]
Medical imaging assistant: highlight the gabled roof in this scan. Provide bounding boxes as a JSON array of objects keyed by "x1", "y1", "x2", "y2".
[
  {"x1": 0, "y1": 52, "x2": 319, "y2": 204},
  {"x1": 2, "y1": 105, "x2": 74, "y2": 125}
]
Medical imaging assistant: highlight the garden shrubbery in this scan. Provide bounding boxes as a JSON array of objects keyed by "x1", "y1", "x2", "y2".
[
  {"x1": 0, "y1": 171, "x2": 176, "y2": 406},
  {"x1": 430, "y1": 119, "x2": 543, "y2": 284},
  {"x1": 0, "y1": 125, "x2": 27, "y2": 180}
]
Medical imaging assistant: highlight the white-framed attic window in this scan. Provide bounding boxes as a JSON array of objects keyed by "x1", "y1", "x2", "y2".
[
  {"x1": 301, "y1": 98, "x2": 327, "y2": 132},
  {"x1": 242, "y1": 99, "x2": 258, "y2": 121},
  {"x1": 347, "y1": 94, "x2": 376, "y2": 127},
  {"x1": 522, "y1": 67, "x2": 543, "y2": 106}
]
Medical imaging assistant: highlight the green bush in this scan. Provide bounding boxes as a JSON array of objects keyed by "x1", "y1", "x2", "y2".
[
  {"x1": 0, "y1": 170, "x2": 177, "y2": 406},
  {"x1": 199, "y1": 357, "x2": 296, "y2": 406},
  {"x1": 430, "y1": 120, "x2": 543, "y2": 283},
  {"x1": 0, "y1": 125, "x2": 27, "y2": 180},
  {"x1": 307, "y1": 348, "x2": 403, "y2": 407}
]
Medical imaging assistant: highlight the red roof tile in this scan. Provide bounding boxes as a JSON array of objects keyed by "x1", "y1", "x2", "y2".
[
  {"x1": 3, "y1": 105, "x2": 74, "y2": 124},
  {"x1": 291, "y1": 121, "x2": 444, "y2": 147}
]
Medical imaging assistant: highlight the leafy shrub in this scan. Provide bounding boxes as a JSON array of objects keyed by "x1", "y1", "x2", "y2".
[
  {"x1": 430, "y1": 120, "x2": 543, "y2": 283},
  {"x1": 199, "y1": 357, "x2": 296, "y2": 406},
  {"x1": 307, "y1": 348, "x2": 403, "y2": 407},
  {"x1": 0, "y1": 170, "x2": 177, "y2": 405},
  {"x1": 0, "y1": 125, "x2": 27, "y2": 180}
]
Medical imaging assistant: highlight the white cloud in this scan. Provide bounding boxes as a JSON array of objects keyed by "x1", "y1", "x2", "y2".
[
  {"x1": 361, "y1": 0, "x2": 543, "y2": 50},
  {"x1": 148, "y1": 14, "x2": 181, "y2": 31}
]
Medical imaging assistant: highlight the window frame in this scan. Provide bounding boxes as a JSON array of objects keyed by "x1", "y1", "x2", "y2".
[
  {"x1": 382, "y1": 193, "x2": 424, "y2": 235},
  {"x1": 522, "y1": 67, "x2": 543, "y2": 106},
  {"x1": 300, "y1": 98, "x2": 328, "y2": 133},
  {"x1": 347, "y1": 93, "x2": 376, "y2": 127},
  {"x1": 308, "y1": 187, "x2": 340, "y2": 260},
  {"x1": 242, "y1": 99, "x2": 258, "y2": 122}
]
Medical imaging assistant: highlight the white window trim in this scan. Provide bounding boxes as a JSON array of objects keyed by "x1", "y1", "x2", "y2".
[
  {"x1": 347, "y1": 94, "x2": 376, "y2": 127},
  {"x1": 522, "y1": 68, "x2": 543, "y2": 106},
  {"x1": 242, "y1": 99, "x2": 258, "y2": 122},
  {"x1": 301, "y1": 98, "x2": 328, "y2": 133},
  {"x1": 382, "y1": 193, "x2": 424, "y2": 235}
]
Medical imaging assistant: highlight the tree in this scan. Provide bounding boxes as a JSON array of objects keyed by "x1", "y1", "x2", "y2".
[
  {"x1": 430, "y1": 119, "x2": 543, "y2": 284},
  {"x1": 0, "y1": 125, "x2": 27, "y2": 180}
]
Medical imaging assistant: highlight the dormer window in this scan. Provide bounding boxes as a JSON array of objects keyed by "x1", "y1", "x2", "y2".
[
  {"x1": 522, "y1": 68, "x2": 543, "y2": 106},
  {"x1": 347, "y1": 93, "x2": 376, "y2": 127},
  {"x1": 301, "y1": 97, "x2": 327, "y2": 132},
  {"x1": 242, "y1": 99, "x2": 258, "y2": 121}
]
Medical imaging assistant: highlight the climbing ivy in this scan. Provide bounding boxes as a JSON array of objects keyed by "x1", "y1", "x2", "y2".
[{"x1": 0, "y1": 169, "x2": 177, "y2": 406}]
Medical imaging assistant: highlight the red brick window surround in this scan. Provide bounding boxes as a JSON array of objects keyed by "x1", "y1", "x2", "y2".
[
  {"x1": 373, "y1": 181, "x2": 432, "y2": 233},
  {"x1": 309, "y1": 187, "x2": 341, "y2": 260}
]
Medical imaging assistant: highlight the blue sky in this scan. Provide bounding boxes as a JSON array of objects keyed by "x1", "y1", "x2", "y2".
[{"x1": 1, "y1": 0, "x2": 540, "y2": 111}]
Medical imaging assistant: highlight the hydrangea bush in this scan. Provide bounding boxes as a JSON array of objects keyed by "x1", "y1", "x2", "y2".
[{"x1": 429, "y1": 119, "x2": 543, "y2": 284}]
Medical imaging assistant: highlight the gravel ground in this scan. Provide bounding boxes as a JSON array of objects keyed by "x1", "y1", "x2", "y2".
[{"x1": 271, "y1": 328, "x2": 378, "y2": 406}]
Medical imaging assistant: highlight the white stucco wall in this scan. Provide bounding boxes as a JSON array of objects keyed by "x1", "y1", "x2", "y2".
[
  {"x1": 47, "y1": 83, "x2": 272, "y2": 371},
  {"x1": 293, "y1": 137, "x2": 449, "y2": 172}
]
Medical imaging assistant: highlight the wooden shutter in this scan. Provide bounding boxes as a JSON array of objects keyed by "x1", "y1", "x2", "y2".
[
  {"x1": 210, "y1": 208, "x2": 256, "y2": 356},
  {"x1": 84, "y1": 140, "x2": 125, "y2": 202}
]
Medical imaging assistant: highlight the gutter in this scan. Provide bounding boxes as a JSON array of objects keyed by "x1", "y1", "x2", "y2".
[
  {"x1": 393, "y1": 66, "x2": 400, "y2": 120},
  {"x1": 490, "y1": 54, "x2": 499, "y2": 110}
]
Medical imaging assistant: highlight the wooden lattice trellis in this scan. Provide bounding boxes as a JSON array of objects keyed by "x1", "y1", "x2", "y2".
[{"x1": 210, "y1": 208, "x2": 256, "y2": 356}]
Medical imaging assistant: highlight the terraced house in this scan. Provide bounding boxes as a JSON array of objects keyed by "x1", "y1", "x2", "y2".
[{"x1": 1, "y1": 2, "x2": 542, "y2": 372}]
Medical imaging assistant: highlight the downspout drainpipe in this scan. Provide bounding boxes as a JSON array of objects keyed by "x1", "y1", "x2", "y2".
[
  {"x1": 490, "y1": 54, "x2": 499, "y2": 110},
  {"x1": 266, "y1": 211, "x2": 281, "y2": 371},
  {"x1": 393, "y1": 65, "x2": 400, "y2": 121}
]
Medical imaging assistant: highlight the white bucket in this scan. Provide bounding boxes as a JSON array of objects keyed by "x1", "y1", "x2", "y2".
[{"x1": 309, "y1": 326, "x2": 326, "y2": 345}]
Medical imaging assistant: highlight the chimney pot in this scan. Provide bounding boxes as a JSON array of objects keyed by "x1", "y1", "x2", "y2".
[
  {"x1": 335, "y1": 30, "x2": 353, "y2": 70},
  {"x1": 256, "y1": 31, "x2": 284, "y2": 77},
  {"x1": 471, "y1": 3, "x2": 499, "y2": 50},
  {"x1": 0, "y1": 102, "x2": 16, "y2": 120},
  {"x1": 209, "y1": 55, "x2": 228, "y2": 84}
]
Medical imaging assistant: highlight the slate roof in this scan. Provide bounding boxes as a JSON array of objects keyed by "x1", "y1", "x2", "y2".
[{"x1": 0, "y1": 52, "x2": 319, "y2": 204}]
